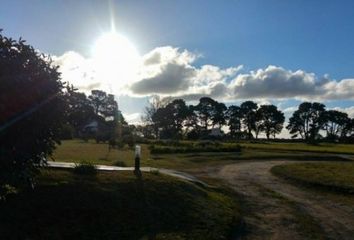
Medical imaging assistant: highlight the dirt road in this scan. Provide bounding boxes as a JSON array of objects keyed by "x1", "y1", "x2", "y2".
[{"x1": 199, "y1": 161, "x2": 354, "y2": 240}]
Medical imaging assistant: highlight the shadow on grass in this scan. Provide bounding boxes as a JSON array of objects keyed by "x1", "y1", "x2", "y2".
[{"x1": 0, "y1": 169, "x2": 241, "y2": 240}]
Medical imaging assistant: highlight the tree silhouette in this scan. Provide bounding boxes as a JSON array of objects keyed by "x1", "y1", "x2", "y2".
[
  {"x1": 240, "y1": 101, "x2": 258, "y2": 139},
  {"x1": 287, "y1": 102, "x2": 326, "y2": 141},
  {"x1": 257, "y1": 105, "x2": 285, "y2": 139},
  {"x1": 0, "y1": 31, "x2": 66, "y2": 195}
]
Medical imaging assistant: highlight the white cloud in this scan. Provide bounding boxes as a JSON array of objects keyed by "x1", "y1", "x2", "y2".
[
  {"x1": 123, "y1": 112, "x2": 142, "y2": 124},
  {"x1": 53, "y1": 47, "x2": 354, "y2": 102}
]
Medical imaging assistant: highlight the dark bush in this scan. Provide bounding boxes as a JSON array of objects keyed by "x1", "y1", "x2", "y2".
[{"x1": 73, "y1": 163, "x2": 97, "y2": 175}]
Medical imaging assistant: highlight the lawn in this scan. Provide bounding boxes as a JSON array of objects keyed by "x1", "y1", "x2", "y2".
[
  {"x1": 239, "y1": 142, "x2": 354, "y2": 154},
  {"x1": 0, "y1": 169, "x2": 242, "y2": 240},
  {"x1": 271, "y1": 162, "x2": 354, "y2": 194},
  {"x1": 53, "y1": 140, "x2": 352, "y2": 170}
]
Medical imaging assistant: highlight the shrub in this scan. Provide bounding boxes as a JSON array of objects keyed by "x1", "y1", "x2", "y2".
[
  {"x1": 0, "y1": 30, "x2": 66, "y2": 192},
  {"x1": 122, "y1": 135, "x2": 135, "y2": 148},
  {"x1": 149, "y1": 143, "x2": 241, "y2": 154},
  {"x1": 73, "y1": 162, "x2": 97, "y2": 175},
  {"x1": 114, "y1": 161, "x2": 127, "y2": 167}
]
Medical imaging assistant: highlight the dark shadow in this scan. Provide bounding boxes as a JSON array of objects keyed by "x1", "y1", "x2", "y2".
[{"x1": 134, "y1": 170, "x2": 156, "y2": 240}]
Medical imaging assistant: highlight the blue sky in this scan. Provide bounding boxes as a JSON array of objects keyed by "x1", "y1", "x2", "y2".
[{"x1": 2, "y1": 0, "x2": 354, "y2": 127}]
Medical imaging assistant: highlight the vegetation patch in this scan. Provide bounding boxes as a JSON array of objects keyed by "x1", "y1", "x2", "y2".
[
  {"x1": 240, "y1": 142, "x2": 354, "y2": 155},
  {"x1": 271, "y1": 162, "x2": 354, "y2": 194},
  {"x1": 149, "y1": 142, "x2": 241, "y2": 154},
  {"x1": 73, "y1": 162, "x2": 97, "y2": 175},
  {"x1": 0, "y1": 169, "x2": 242, "y2": 240}
]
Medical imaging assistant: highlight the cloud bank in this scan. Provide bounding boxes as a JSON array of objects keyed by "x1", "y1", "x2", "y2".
[{"x1": 53, "y1": 46, "x2": 354, "y2": 102}]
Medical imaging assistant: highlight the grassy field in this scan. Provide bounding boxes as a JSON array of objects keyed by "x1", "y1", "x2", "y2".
[
  {"x1": 271, "y1": 162, "x2": 354, "y2": 194},
  {"x1": 53, "y1": 140, "x2": 352, "y2": 170},
  {"x1": 0, "y1": 169, "x2": 242, "y2": 240},
  {"x1": 239, "y1": 142, "x2": 354, "y2": 154}
]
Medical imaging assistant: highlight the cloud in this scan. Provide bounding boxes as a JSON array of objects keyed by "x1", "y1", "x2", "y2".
[
  {"x1": 229, "y1": 66, "x2": 317, "y2": 99},
  {"x1": 52, "y1": 51, "x2": 100, "y2": 93},
  {"x1": 123, "y1": 112, "x2": 142, "y2": 124},
  {"x1": 131, "y1": 63, "x2": 196, "y2": 94},
  {"x1": 53, "y1": 47, "x2": 354, "y2": 102}
]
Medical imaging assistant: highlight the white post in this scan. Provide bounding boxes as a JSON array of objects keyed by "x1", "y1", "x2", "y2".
[{"x1": 134, "y1": 145, "x2": 141, "y2": 172}]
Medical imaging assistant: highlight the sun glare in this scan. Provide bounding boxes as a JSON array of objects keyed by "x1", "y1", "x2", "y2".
[{"x1": 92, "y1": 32, "x2": 140, "y2": 91}]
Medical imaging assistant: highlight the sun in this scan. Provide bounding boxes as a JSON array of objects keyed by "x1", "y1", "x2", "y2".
[{"x1": 92, "y1": 32, "x2": 140, "y2": 91}]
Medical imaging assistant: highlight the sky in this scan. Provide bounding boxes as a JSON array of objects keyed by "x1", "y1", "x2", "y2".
[{"x1": 2, "y1": 0, "x2": 354, "y2": 136}]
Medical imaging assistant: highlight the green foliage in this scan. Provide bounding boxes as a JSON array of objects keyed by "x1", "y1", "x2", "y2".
[
  {"x1": 0, "y1": 30, "x2": 66, "y2": 191},
  {"x1": 287, "y1": 102, "x2": 327, "y2": 141},
  {"x1": 149, "y1": 142, "x2": 241, "y2": 154},
  {"x1": 73, "y1": 162, "x2": 97, "y2": 175},
  {"x1": 114, "y1": 161, "x2": 127, "y2": 167}
]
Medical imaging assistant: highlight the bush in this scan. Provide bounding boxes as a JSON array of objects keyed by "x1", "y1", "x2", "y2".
[
  {"x1": 122, "y1": 135, "x2": 135, "y2": 148},
  {"x1": 73, "y1": 163, "x2": 97, "y2": 175},
  {"x1": 0, "y1": 30, "x2": 66, "y2": 192},
  {"x1": 114, "y1": 161, "x2": 127, "y2": 167},
  {"x1": 149, "y1": 143, "x2": 241, "y2": 154},
  {"x1": 116, "y1": 140, "x2": 125, "y2": 149}
]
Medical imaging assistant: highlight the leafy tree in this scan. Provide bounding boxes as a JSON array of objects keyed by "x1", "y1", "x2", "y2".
[
  {"x1": 0, "y1": 31, "x2": 66, "y2": 195},
  {"x1": 287, "y1": 102, "x2": 326, "y2": 141},
  {"x1": 151, "y1": 99, "x2": 189, "y2": 139},
  {"x1": 142, "y1": 95, "x2": 171, "y2": 138},
  {"x1": 257, "y1": 105, "x2": 285, "y2": 139},
  {"x1": 195, "y1": 97, "x2": 226, "y2": 131},
  {"x1": 240, "y1": 101, "x2": 258, "y2": 139},
  {"x1": 324, "y1": 110, "x2": 350, "y2": 141},
  {"x1": 212, "y1": 102, "x2": 227, "y2": 129},
  {"x1": 65, "y1": 85, "x2": 95, "y2": 136},
  {"x1": 194, "y1": 97, "x2": 216, "y2": 130},
  {"x1": 88, "y1": 90, "x2": 107, "y2": 115},
  {"x1": 88, "y1": 90, "x2": 118, "y2": 121},
  {"x1": 226, "y1": 105, "x2": 243, "y2": 138}
]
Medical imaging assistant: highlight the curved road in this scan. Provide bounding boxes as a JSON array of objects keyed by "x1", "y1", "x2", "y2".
[{"x1": 202, "y1": 160, "x2": 354, "y2": 240}]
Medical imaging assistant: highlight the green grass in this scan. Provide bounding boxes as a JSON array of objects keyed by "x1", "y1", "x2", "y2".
[
  {"x1": 53, "y1": 139, "x2": 151, "y2": 166},
  {"x1": 271, "y1": 162, "x2": 354, "y2": 194},
  {"x1": 53, "y1": 140, "x2": 351, "y2": 171},
  {"x1": 0, "y1": 169, "x2": 242, "y2": 240},
  {"x1": 240, "y1": 142, "x2": 354, "y2": 154}
]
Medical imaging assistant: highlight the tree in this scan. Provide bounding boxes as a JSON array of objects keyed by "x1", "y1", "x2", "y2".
[
  {"x1": 195, "y1": 97, "x2": 226, "y2": 131},
  {"x1": 212, "y1": 102, "x2": 227, "y2": 129},
  {"x1": 151, "y1": 99, "x2": 189, "y2": 139},
  {"x1": 88, "y1": 90, "x2": 118, "y2": 121},
  {"x1": 88, "y1": 90, "x2": 107, "y2": 115},
  {"x1": 257, "y1": 105, "x2": 285, "y2": 139},
  {"x1": 0, "y1": 31, "x2": 66, "y2": 195},
  {"x1": 226, "y1": 105, "x2": 243, "y2": 138},
  {"x1": 324, "y1": 110, "x2": 350, "y2": 141},
  {"x1": 287, "y1": 102, "x2": 326, "y2": 141},
  {"x1": 142, "y1": 95, "x2": 171, "y2": 138},
  {"x1": 65, "y1": 85, "x2": 95, "y2": 136},
  {"x1": 240, "y1": 101, "x2": 258, "y2": 139}
]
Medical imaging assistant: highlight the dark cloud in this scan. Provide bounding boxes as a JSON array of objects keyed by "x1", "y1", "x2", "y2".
[{"x1": 130, "y1": 63, "x2": 196, "y2": 94}]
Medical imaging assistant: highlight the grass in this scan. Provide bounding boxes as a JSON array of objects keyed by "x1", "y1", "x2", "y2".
[
  {"x1": 53, "y1": 140, "x2": 351, "y2": 171},
  {"x1": 0, "y1": 169, "x2": 242, "y2": 240},
  {"x1": 271, "y1": 162, "x2": 354, "y2": 194},
  {"x1": 240, "y1": 142, "x2": 354, "y2": 155},
  {"x1": 149, "y1": 142, "x2": 241, "y2": 154}
]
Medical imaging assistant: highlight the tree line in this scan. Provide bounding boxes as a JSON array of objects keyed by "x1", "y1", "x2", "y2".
[{"x1": 142, "y1": 96, "x2": 354, "y2": 142}]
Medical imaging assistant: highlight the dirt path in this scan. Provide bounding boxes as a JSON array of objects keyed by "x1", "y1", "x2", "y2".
[{"x1": 198, "y1": 160, "x2": 354, "y2": 240}]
